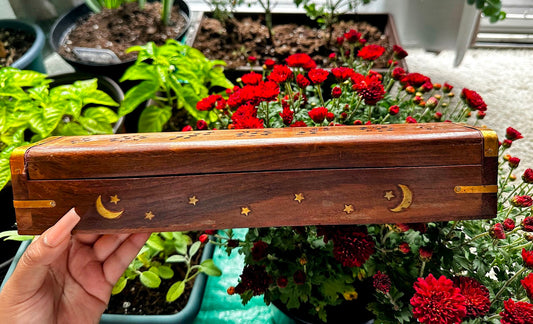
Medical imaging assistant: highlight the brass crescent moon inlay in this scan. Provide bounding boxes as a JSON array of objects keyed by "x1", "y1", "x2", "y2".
[
  {"x1": 389, "y1": 184, "x2": 413, "y2": 212},
  {"x1": 96, "y1": 195, "x2": 124, "y2": 219}
]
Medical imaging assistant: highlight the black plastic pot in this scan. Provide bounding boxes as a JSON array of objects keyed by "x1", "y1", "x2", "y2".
[
  {"x1": 0, "y1": 185, "x2": 20, "y2": 283},
  {"x1": 49, "y1": 1, "x2": 191, "y2": 83},
  {"x1": 0, "y1": 19, "x2": 46, "y2": 72}
]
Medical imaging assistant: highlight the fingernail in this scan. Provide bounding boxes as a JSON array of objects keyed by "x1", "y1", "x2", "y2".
[{"x1": 43, "y1": 208, "x2": 81, "y2": 247}]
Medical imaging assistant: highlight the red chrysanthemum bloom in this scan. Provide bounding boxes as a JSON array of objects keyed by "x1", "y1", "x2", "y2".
[
  {"x1": 523, "y1": 168, "x2": 533, "y2": 184},
  {"x1": 279, "y1": 106, "x2": 294, "y2": 126},
  {"x1": 512, "y1": 195, "x2": 533, "y2": 207},
  {"x1": 231, "y1": 104, "x2": 264, "y2": 130},
  {"x1": 392, "y1": 67, "x2": 406, "y2": 80},
  {"x1": 419, "y1": 247, "x2": 433, "y2": 261},
  {"x1": 331, "y1": 86, "x2": 342, "y2": 98},
  {"x1": 443, "y1": 82, "x2": 454, "y2": 93},
  {"x1": 241, "y1": 71, "x2": 263, "y2": 85},
  {"x1": 182, "y1": 125, "x2": 192, "y2": 132},
  {"x1": 264, "y1": 59, "x2": 276, "y2": 69},
  {"x1": 285, "y1": 53, "x2": 314, "y2": 68},
  {"x1": 452, "y1": 276, "x2": 490, "y2": 318},
  {"x1": 406, "y1": 116, "x2": 417, "y2": 123},
  {"x1": 251, "y1": 240, "x2": 268, "y2": 261},
  {"x1": 401, "y1": 72, "x2": 431, "y2": 88},
  {"x1": 434, "y1": 112, "x2": 443, "y2": 121},
  {"x1": 290, "y1": 121, "x2": 307, "y2": 127},
  {"x1": 307, "y1": 68, "x2": 329, "y2": 84},
  {"x1": 509, "y1": 156, "x2": 521, "y2": 168},
  {"x1": 234, "y1": 265, "x2": 272, "y2": 296},
  {"x1": 343, "y1": 29, "x2": 361, "y2": 43},
  {"x1": 196, "y1": 94, "x2": 226, "y2": 111},
  {"x1": 388, "y1": 105, "x2": 399, "y2": 115},
  {"x1": 196, "y1": 120, "x2": 208, "y2": 130},
  {"x1": 352, "y1": 75, "x2": 385, "y2": 105},
  {"x1": 267, "y1": 64, "x2": 293, "y2": 83},
  {"x1": 503, "y1": 218, "x2": 516, "y2": 231},
  {"x1": 506, "y1": 127, "x2": 524, "y2": 141},
  {"x1": 331, "y1": 67, "x2": 356, "y2": 81},
  {"x1": 296, "y1": 74, "x2": 310, "y2": 89},
  {"x1": 523, "y1": 248, "x2": 533, "y2": 268},
  {"x1": 255, "y1": 81, "x2": 280, "y2": 102},
  {"x1": 199, "y1": 234, "x2": 209, "y2": 243},
  {"x1": 328, "y1": 52, "x2": 336, "y2": 60},
  {"x1": 522, "y1": 273, "x2": 533, "y2": 301},
  {"x1": 461, "y1": 88, "x2": 487, "y2": 111},
  {"x1": 373, "y1": 271, "x2": 391, "y2": 294},
  {"x1": 358, "y1": 44, "x2": 386, "y2": 61},
  {"x1": 420, "y1": 81, "x2": 434, "y2": 92},
  {"x1": 411, "y1": 274, "x2": 466, "y2": 324},
  {"x1": 477, "y1": 111, "x2": 486, "y2": 119},
  {"x1": 336, "y1": 36, "x2": 344, "y2": 46},
  {"x1": 318, "y1": 225, "x2": 375, "y2": 268},
  {"x1": 293, "y1": 270, "x2": 306, "y2": 285},
  {"x1": 204, "y1": 229, "x2": 216, "y2": 235},
  {"x1": 392, "y1": 44, "x2": 408, "y2": 59},
  {"x1": 399, "y1": 242, "x2": 411, "y2": 254},
  {"x1": 489, "y1": 223, "x2": 506, "y2": 239},
  {"x1": 247, "y1": 56, "x2": 257, "y2": 64},
  {"x1": 277, "y1": 277, "x2": 288, "y2": 288},
  {"x1": 308, "y1": 107, "x2": 329, "y2": 124},
  {"x1": 500, "y1": 299, "x2": 533, "y2": 324},
  {"x1": 523, "y1": 217, "x2": 533, "y2": 232}
]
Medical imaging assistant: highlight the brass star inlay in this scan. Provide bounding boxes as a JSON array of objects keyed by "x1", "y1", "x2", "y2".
[
  {"x1": 110, "y1": 195, "x2": 120, "y2": 204},
  {"x1": 384, "y1": 191, "x2": 395, "y2": 201},
  {"x1": 145, "y1": 211, "x2": 155, "y2": 220},
  {"x1": 189, "y1": 196, "x2": 199, "y2": 206},
  {"x1": 343, "y1": 204, "x2": 355, "y2": 214},
  {"x1": 294, "y1": 193, "x2": 305, "y2": 203},
  {"x1": 241, "y1": 206, "x2": 251, "y2": 216}
]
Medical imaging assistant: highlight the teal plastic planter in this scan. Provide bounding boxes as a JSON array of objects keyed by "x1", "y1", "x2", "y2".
[
  {"x1": 0, "y1": 240, "x2": 214, "y2": 323},
  {"x1": 0, "y1": 19, "x2": 46, "y2": 73}
]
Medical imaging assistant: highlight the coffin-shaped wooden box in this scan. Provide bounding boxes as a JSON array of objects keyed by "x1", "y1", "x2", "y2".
[{"x1": 11, "y1": 123, "x2": 498, "y2": 234}]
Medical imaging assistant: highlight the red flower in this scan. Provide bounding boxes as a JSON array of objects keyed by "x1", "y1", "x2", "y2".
[
  {"x1": 326, "y1": 112, "x2": 335, "y2": 122},
  {"x1": 331, "y1": 67, "x2": 355, "y2": 81},
  {"x1": 523, "y1": 217, "x2": 533, "y2": 232},
  {"x1": 256, "y1": 81, "x2": 280, "y2": 102},
  {"x1": 523, "y1": 248, "x2": 533, "y2": 268},
  {"x1": 328, "y1": 52, "x2": 336, "y2": 60},
  {"x1": 406, "y1": 116, "x2": 417, "y2": 123},
  {"x1": 285, "y1": 53, "x2": 316, "y2": 69},
  {"x1": 388, "y1": 105, "x2": 399, "y2": 115},
  {"x1": 241, "y1": 71, "x2": 263, "y2": 85},
  {"x1": 434, "y1": 112, "x2": 443, "y2": 121},
  {"x1": 331, "y1": 86, "x2": 342, "y2": 98},
  {"x1": 277, "y1": 277, "x2": 288, "y2": 288},
  {"x1": 489, "y1": 223, "x2": 506, "y2": 239},
  {"x1": 500, "y1": 299, "x2": 533, "y2": 324},
  {"x1": 279, "y1": 106, "x2": 294, "y2": 126},
  {"x1": 522, "y1": 273, "x2": 533, "y2": 300},
  {"x1": 392, "y1": 44, "x2": 408, "y2": 59},
  {"x1": 357, "y1": 44, "x2": 386, "y2": 61},
  {"x1": 204, "y1": 229, "x2": 216, "y2": 235},
  {"x1": 343, "y1": 29, "x2": 361, "y2": 43},
  {"x1": 512, "y1": 195, "x2": 533, "y2": 207},
  {"x1": 264, "y1": 59, "x2": 276, "y2": 69},
  {"x1": 268, "y1": 65, "x2": 293, "y2": 83},
  {"x1": 199, "y1": 234, "x2": 209, "y2": 243},
  {"x1": 308, "y1": 107, "x2": 329, "y2": 124},
  {"x1": 182, "y1": 125, "x2": 193, "y2": 132},
  {"x1": 293, "y1": 270, "x2": 306, "y2": 285},
  {"x1": 234, "y1": 265, "x2": 272, "y2": 296},
  {"x1": 251, "y1": 240, "x2": 268, "y2": 261},
  {"x1": 477, "y1": 111, "x2": 486, "y2": 119},
  {"x1": 196, "y1": 120, "x2": 208, "y2": 130},
  {"x1": 419, "y1": 247, "x2": 433, "y2": 261},
  {"x1": 461, "y1": 88, "x2": 487, "y2": 111},
  {"x1": 231, "y1": 104, "x2": 264, "y2": 130},
  {"x1": 523, "y1": 168, "x2": 533, "y2": 184},
  {"x1": 196, "y1": 94, "x2": 226, "y2": 111},
  {"x1": 509, "y1": 156, "x2": 521, "y2": 168},
  {"x1": 296, "y1": 74, "x2": 310, "y2": 89},
  {"x1": 247, "y1": 56, "x2": 257, "y2": 64},
  {"x1": 399, "y1": 242, "x2": 410, "y2": 254},
  {"x1": 352, "y1": 75, "x2": 385, "y2": 105},
  {"x1": 392, "y1": 67, "x2": 406, "y2": 80},
  {"x1": 443, "y1": 82, "x2": 454, "y2": 93},
  {"x1": 336, "y1": 36, "x2": 344, "y2": 46},
  {"x1": 290, "y1": 121, "x2": 307, "y2": 127},
  {"x1": 373, "y1": 271, "x2": 391, "y2": 293},
  {"x1": 452, "y1": 276, "x2": 490, "y2": 318},
  {"x1": 307, "y1": 68, "x2": 329, "y2": 84},
  {"x1": 318, "y1": 225, "x2": 375, "y2": 268},
  {"x1": 503, "y1": 218, "x2": 515, "y2": 231},
  {"x1": 506, "y1": 127, "x2": 523, "y2": 141},
  {"x1": 401, "y1": 72, "x2": 431, "y2": 88},
  {"x1": 411, "y1": 274, "x2": 466, "y2": 324}
]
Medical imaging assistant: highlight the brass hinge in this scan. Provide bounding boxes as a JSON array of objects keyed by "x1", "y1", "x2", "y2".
[
  {"x1": 13, "y1": 200, "x2": 56, "y2": 208},
  {"x1": 454, "y1": 185, "x2": 498, "y2": 194}
]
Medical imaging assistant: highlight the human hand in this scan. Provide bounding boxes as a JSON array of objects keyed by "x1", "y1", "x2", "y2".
[{"x1": 0, "y1": 208, "x2": 150, "y2": 324}]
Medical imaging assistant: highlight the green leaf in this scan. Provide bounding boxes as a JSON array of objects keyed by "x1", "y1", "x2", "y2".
[
  {"x1": 119, "y1": 80, "x2": 159, "y2": 116},
  {"x1": 83, "y1": 107, "x2": 119, "y2": 124},
  {"x1": 199, "y1": 259, "x2": 222, "y2": 276},
  {"x1": 139, "y1": 271, "x2": 161, "y2": 288},
  {"x1": 166, "y1": 281, "x2": 185, "y2": 302},
  {"x1": 189, "y1": 241, "x2": 201, "y2": 258},
  {"x1": 78, "y1": 116, "x2": 114, "y2": 135},
  {"x1": 146, "y1": 234, "x2": 165, "y2": 251},
  {"x1": 111, "y1": 277, "x2": 127, "y2": 295},
  {"x1": 157, "y1": 265, "x2": 174, "y2": 279},
  {"x1": 166, "y1": 255, "x2": 187, "y2": 263},
  {"x1": 138, "y1": 105, "x2": 172, "y2": 133},
  {"x1": 54, "y1": 122, "x2": 90, "y2": 136}
]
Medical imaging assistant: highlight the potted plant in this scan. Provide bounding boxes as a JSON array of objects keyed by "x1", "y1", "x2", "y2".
[
  {"x1": 0, "y1": 19, "x2": 45, "y2": 72},
  {"x1": 49, "y1": 0, "x2": 191, "y2": 82},
  {"x1": 118, "y1": 39, "x2": 233, "y2": 133}
]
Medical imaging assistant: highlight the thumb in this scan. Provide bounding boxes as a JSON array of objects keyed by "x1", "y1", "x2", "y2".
[{"x1": 6, "y1": 208, "x2": 80, "y2": 293}]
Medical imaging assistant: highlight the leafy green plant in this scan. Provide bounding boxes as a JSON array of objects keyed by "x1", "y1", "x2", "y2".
[
  {"x1": 112, "y1": 232, "x2": 221, "y2": 303},
  {"x1": 118, "y1": 39, "x2": 233, "y2": 132},
  {"x1": 0, "y1": 67, "x2": 120, "y2": 190},
  {"x1": 202, "y1": 0, "x2": 245, "y2": 29},
  {"x1": 85, "y1": 0, "x2": 177, "y2": 26},
  {"x1": 294, "y1": 0, "x2": 375, "y2": 44},
  {"x1": 466, "y1": 0, "x2": 506, "y2": 23}
]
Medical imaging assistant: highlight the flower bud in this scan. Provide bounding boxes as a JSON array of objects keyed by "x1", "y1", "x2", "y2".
[
  {"x1": 299, "y1": 257, "x2": 307, "y2": 265},
  {"x1": 508, "y1": 157, "x2": 521, "y2": 168},
  {"x1": 510, "y1": 174, "x2": 517, "y2": 181},
  {"x1": 227, "y1": 286, "x2": 236, "y2": 295},
  {"x1": 354, "y1": 120, "x2": 363, "y2": 125},
  {"x1": 489, "y1": 223, "x2": 506, "y2": 239},
  {"x1": 399, "y1": 242, "x2": 411, "y2": 254},
  {"x1": 336, "y1": 36, "x2": 344, "y2": 46},
  {"x1": 502, "y1": 139, "x2": 513, "y2": 148},
  {"x1": 329, "y1": 52, "x2": 336, "y2": 60},
  {"x1": 506, "y1": 127, "x2": 523, "y2": 141},
  {"x1": 443, "y1": 82, "x2": 454, "y2": 93},
  {"x1": 326, "y1": 112, "x2": 335, "y2": 122},
  {"x1": 247, "y1": 56, "x2": 257, "y2": 64},
  {"x1": 406, "y1": 116, "x2": 417, "y2": 123},
  {"x1": 526, "y1": 233, "x2": 533, "y2": 241},
  {"x1": 503, "y1": 154, "x2": 511, "y2": 161},
  {"x1": 433, "y1": 83, "x2": 442, "y2": 90},
  {"x1": 388, "y1": 105, "x2": 399, "y2": 115},
  {"x1": 405, "y1": 86, "x2": 415, "y2": 94},
  {"x1": 434, "y1": 94, "x2": 442, "y2": 100},
  {"x1": 277, "y1": 277, "x2": 288, "y2": 288},
  {"x1": 503, "y1": 218, "x2": 515, "y2": 231},
  {"x1": 524, "y1": 217, "x2": 533, "y2": 232},
  {"x1": 434, "y1": 112, "x2": 443, "y2": 121},
  {"x1": 476, "y1": 111, "x2": 486, "y2": 119},
  {"x1": 331, "y1": 86, "x2": 342, "y2": 98},
  {"x1": 426, "y1": 97, "x2": 439, "y2": 109},
  {"x1": 419, "y1": 247, "x2": 433, "y2": 261},
  {"x1": 413, "y1": 96, "x2": 423, "y2": 104},
  {"x1": 196, "y1": 120, "x2": 208, "y2": 130},
  {"x1": 523, "y1": 169, "x2": 533, "y2": 184},
  {"x1": 182, "y1": 125, "x2": 193, "y2": 132},
  {"x1": 512, "y1": 195, "x2": 533, "y2": 208},
  {"x1": 447, "y1": 92, "x2": 455, "y2": 98},
  {"x1": 441, "y1": 102, "x2": 448, "y2": 108},
  {"x1": 199, "y1": 234, "x2": 209, "y2": 243}
]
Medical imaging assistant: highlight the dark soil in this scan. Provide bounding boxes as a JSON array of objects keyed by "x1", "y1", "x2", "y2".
[
  {"x1": 0, "y1": 28, "x2": 35, "y2": 67},
  {"x1": 192, "y1": 15, "x2": 392, "y2": 69},
  {"x1": 58, "y1": 2, "x2": 188, "y2": 63},
  {"x1": 105, "y1": 236, "x2": 205, "y2": 315}
]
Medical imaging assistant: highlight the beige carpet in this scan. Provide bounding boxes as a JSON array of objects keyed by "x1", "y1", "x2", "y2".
[{"x1": 406, "y1": 47, "x2": 533, "y2": 175}]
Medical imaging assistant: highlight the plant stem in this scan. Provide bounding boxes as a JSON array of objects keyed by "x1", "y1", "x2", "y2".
[{"x1": 492, "y1": 267, "x2": 527, "y2": 303}]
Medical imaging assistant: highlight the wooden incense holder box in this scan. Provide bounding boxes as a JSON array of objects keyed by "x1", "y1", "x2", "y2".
[{"x1": 11, "y1": 123, "x2": 498, "y2": 234}]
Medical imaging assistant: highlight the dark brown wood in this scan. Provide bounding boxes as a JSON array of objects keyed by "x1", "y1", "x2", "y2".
[{"x1": 11, "y1": 123, "x2": 498, "y2": 234}]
